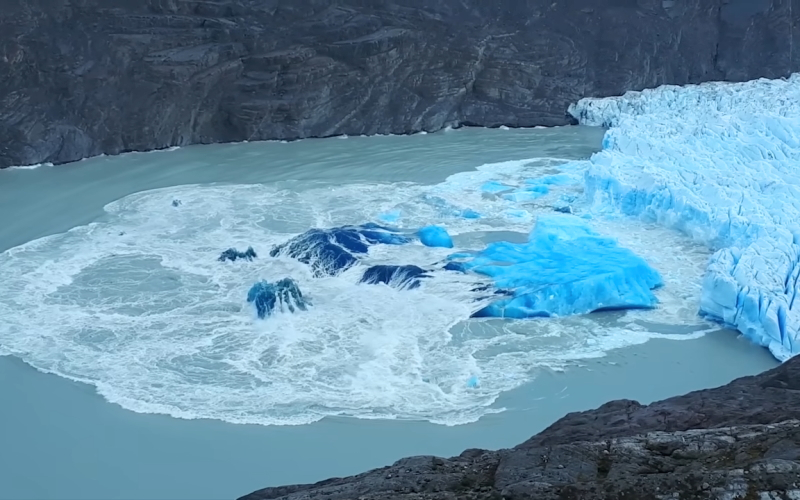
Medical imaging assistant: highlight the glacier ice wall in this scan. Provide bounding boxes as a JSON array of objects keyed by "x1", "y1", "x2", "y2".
[{"x1": 569, "y1": 74, "x2": 800, "y2": 361}]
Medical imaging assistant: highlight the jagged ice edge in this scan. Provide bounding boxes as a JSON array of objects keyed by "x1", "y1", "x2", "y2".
[{"x1": 568, "y1": 74, "x2": 800, "y2": 362}]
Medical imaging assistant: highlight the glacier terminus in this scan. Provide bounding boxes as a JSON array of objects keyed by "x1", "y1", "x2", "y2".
[{"x1": 570, "y1": 74, "x2": 800, "y2": 362}]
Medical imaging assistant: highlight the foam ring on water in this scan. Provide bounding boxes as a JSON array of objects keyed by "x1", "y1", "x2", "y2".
[{"x1": 0, "y1": 161, "x2": 711, "y2": 426}]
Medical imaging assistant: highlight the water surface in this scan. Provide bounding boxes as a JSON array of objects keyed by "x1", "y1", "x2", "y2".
[{"x1": 0, "y1": 126, "x2": 779, "y2": 499}]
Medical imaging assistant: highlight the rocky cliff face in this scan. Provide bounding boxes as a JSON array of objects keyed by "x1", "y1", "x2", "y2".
[
  {"x1": 239, "y1": 354, "x2": 800, "y2": 500},
  {"x1": 1, "y1": 0, "x2": 796, "y2": 168}
]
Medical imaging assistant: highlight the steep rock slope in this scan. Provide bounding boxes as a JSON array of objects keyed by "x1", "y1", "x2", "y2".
[
  {"x1": 1, "y1": 0, "x2": 796, "y2": 168},
  {"x1": 239, "y1": 353, "x2": 800, "y2": 500}
]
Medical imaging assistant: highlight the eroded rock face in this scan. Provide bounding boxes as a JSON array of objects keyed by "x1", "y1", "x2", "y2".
[
  {"x1": 238, "y1": 355, "x2": 800, "y2": 500},
  {"x1": 1, "y1": 0, "x2": 796, "y2": 168}
]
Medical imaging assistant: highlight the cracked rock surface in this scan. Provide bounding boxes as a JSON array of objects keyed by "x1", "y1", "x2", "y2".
[
  {"x1": 1, "y1": 0, "x2": 797, "y2": 168},
  {"x1": 239, "y1": 354, "x2": 800, "y2": 500}
]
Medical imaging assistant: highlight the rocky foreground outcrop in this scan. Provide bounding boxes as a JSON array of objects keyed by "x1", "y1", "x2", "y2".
[
  {"x1": 1, "y1": 0, "x2": 797, "y2": 168},
  {"x1": 239, "y1": 354, "x2": 800, "y2": 500}
]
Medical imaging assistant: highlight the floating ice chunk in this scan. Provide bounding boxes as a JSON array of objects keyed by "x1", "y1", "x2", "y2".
[
  {"x1": 360, "y1": 265, "x2": 430, "y2": 290},
  {"x1": 422, "y1": 195, "x2": 481, "y2": 219},
  {"x1": 481, "y1": 181, "x2": 513, "y2": 194},
  {"x1": 218, "y1": 246, "x2": 257, "y2": 262},
  {"x1": 247, "y1": 278, "x2": 309, "y2": 319},
  {"x1": 570, "y1": 73, "x2": 800, "y2": 361},
  {"x1": 502, "y1": 185, "x2": 549, "y2": 202},
  {"x1": 460, "y1": 209, "x2": 481, "y2": 219},
  {"x1": 503, "y1": 209, "x2": 532, "y2": 221},
  {"x1": 448, "y1": 214, "x2": 662, "y2": 319},
  {"x1": 270, "y1": 223, "x2": 410, "y2": 276},
  {"x1": 417, "y1": 225, "x2": 454, "y2": 248}
]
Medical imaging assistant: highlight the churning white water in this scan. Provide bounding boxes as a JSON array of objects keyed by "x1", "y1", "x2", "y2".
[{"x1": 0, "y1": 127, "x2": 714, "y2": 426}]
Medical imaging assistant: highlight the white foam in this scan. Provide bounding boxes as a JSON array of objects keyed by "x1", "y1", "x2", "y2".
[
  {"x1": 5, "y1": 162, "x2": 54, "y2": 171},
  {"x1": 0, "y1": 156, "x2": 710, "y2": 426}
]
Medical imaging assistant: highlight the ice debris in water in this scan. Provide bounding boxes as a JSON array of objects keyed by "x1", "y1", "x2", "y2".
[
  {"x1": 247, "y1": 278, "x2": 309, "y2": 319},
  {"x1": 269, "y1": 223, "x2": 410, "y2": 277},
  {"x1": 218, "y1": 246, "x2": 257, "y2": 262},
  {"x1": 446, "y1": 214, "x2": 662, "y2": 319},
  {"x1": 417, "y1": 225, "x2": 454, "y2": 248},
  {"x1": 481, "y1": 181, "x2": 513, "y2": 194},
  {"x1": 502, "y1": 184, "x2": 549, "y2": 202},
  {"x1": 569, "y1": 73, "x2": 800, "y2": 361},
  {"x1": 360, "y1": 265, "x2": 430, "y2": 290},
  {"x1": 422, "y1": 195, "x2": 481, "y2": 219}
]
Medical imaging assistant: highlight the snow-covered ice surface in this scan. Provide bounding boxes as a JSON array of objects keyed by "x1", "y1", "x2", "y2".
[{"x1": 569, "y1": 74, "x2": 800, "y2": 361}]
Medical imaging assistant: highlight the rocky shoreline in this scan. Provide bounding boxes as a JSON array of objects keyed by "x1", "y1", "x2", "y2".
[
  {"x1": 2, "y1": 0, "x2": 796, "y2": 168},
  {"x1": 239, "y1": 354, "x2": 800, "y2": 500}
]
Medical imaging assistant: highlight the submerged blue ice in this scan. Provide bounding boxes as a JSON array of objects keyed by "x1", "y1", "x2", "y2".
[
  {"x1": 569, "y1": 74, "x2": 800, "y2": 361},
  {"x1": 450, "y1": 214, "x2": 662, "y2": 319},
  {"x1": 247, "y1": 278, "x2": 309, "y2": 319},
  {"x1": 270, "y1": 223, "x2": 410, "y2": 276}
]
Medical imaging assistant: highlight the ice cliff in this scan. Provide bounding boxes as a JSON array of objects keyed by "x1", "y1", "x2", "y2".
[{"x1": 569, "y1": 74, "x2": 800, "y2": 361}]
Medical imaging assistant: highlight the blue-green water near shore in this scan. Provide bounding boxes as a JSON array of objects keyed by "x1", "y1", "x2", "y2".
[{"x1": 0, "y1": 127, "x2": 778, "y2": 500}]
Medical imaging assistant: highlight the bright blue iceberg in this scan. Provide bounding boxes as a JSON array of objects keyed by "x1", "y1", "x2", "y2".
[
  {"x1": 569, "y1": 74, "x2": 800, "y2": 361},
  {"x1": 360, "y1": 265, "x2": 430, "y2": 290},
  {"x1": 247, "y1": 278, "x2": 310, "y2": 319},
  {"x1": 417, "y1": 225, "x2": 454, "y2": 248},
  {"x1": 270, "y1": 223, "x2": 410, "y2": 277},
  {"x1": 448, "y1": 214, "x2": 662, "y2": 319}
]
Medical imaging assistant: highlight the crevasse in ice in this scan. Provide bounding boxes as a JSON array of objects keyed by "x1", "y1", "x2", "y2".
[{"x1": 568, "y1": 74, "x2": 800, "y2": 361}]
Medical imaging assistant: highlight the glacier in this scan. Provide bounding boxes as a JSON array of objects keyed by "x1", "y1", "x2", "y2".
[
  {"x1": 448, "y1": 214, "x2": 663, "y2": 319},
  {"x1": 569, "y1": 74, "x2": 800, "y2": 361}
]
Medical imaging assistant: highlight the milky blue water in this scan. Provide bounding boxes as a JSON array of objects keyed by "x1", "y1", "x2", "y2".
[{"x1": 0, "y1": 125, "x2": 778, "y2": 499}]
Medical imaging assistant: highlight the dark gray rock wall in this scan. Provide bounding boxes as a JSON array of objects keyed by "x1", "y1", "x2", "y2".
[
  {"x1": 1, "y1": 0, "x2": 796, "y2": 168},
  {"x1": 239, "y1": 353, "x2": 800, "y2": 500}
]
